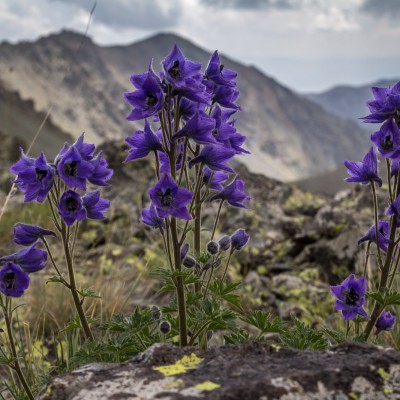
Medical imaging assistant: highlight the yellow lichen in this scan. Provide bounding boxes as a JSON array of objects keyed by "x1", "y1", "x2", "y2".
[
  {"x1": 194, "y1": 381, "x2": 221, "y2": 391},
  {"x1": 153, "y1": 353, "x2": 203, "y2": 377},
  {"x1": 377, "y1": 368, "x2": 390, "y2": 380},
  {"x1": 163, "y1": 379, "x2": 185, "y2": 389}
]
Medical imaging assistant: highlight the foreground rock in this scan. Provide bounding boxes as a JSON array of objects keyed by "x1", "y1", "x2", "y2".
[{"x1": 40, "y1": 342, "x2": 400, "y2": 400}]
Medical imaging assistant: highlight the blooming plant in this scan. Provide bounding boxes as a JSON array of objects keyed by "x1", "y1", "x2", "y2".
[{"x1": 333, "y1": 81, "x2": 400, "y2": 339}]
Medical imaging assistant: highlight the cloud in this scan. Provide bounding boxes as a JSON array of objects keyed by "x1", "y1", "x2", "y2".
[
  {"x1": 199, "y1": 0, "x2": 300, "y2": 10},
  {"x1": 361, "y1": 0, "x2": 400, "y2": 18},
  {"x1": 52, "y1": 0, "x2": 183, "y2": 30}
]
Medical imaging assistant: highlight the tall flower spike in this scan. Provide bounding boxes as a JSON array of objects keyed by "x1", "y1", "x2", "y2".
[
  {"x1": 148, "y1": 174, "x2": 192, "y2": 220},
  {"x1": 0, "y1": 263, "x2": 30, "y2": 297},
  {"x1": 330, "y1": 274, "x2": 369, "y2": 321},
  {"x1": 344, "y1": 147, "x2": 382, "y2": 186}
]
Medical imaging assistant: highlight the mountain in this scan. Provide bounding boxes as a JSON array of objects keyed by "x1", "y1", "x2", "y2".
[
  {"x1": 0, "y1": 30, "x2": 369, "y2": 181},
  {"x1": 306, "y1": 79, "x2": 399, "y2": 132}
]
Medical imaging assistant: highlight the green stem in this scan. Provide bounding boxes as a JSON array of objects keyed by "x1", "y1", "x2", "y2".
[
  {"x1": 221, "y1": 250, "x2": 234, "y2": 280},
  {"x1": 210, "y1": 200, "x2": 224, "y2": 241},
  {"x1": 1, "y1": 297, "x2": 34, "y2": 400},
  {"x1": 61, "y1": 221, "x2": 94, "y2": 341},
  {"x1": 362, "y1": 241, "x2": 371, "y2": 278},
  {"x1": 386, "y1": 159, "x2": 393, "y2": 202},
  {"x1": 42, "y1": 238, "x2": 70, "y2": 289},
  {"x1": 370, "y1": 181, "x2": 384, "y2": 270},
  {"x1": 202, "y1": 266, "x2": 215, "y2": 300}
]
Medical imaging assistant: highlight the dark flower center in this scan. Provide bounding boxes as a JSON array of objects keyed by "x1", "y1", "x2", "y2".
[
  {"x1": 161, "y1": 188, "x2": 173, "y2": 207},
  {"x1": 35, "y1": 168, "x2": 48, "y2": 182},
  {"x1": 63, "y1": 161, "x2": 78, "y2": 177},
  {"x1": 66, "y1": 196, "x2": 79, "y2": 212},
  {"x1": 379, "y1": 226, "x2": 385, "y2": 235},
  {"x1": 345, "y1": 287, "x2": 359, "y2": 306},
  {"x1": 4, "y1": 272, "x2": 16, "y2": 289},
  {"x1": 220, "y1": 64, "x2": 224, "y2": 75},
  {"x1": 382, "y1": 135, "x2": 393, "y2": 151},
  {"x1": 168, "y1": 60, "x2": 182, "y2": 80},
  {"x1": 212, "y1": 128, "x2": 219, "y2": 137},
  {"x1": 145, "y1": 91, "x2": 158, "y2": 107}
]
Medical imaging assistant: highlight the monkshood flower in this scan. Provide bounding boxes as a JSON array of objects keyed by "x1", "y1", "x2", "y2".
[
  {"x1": 375, "y1": 311, "x2": 396, "y2": 335},
  {"x1": 363, "y1": 82, "x2": 400, "y2": 123},
  {"x1": 205, "y1": 51, "x2": 237, "y2": 87},
  {"x1": 209, "y1": 177, "x2": 251, "y2": 208},
  {"x1": 212, "y1": 85, "x2": 240, "y2": 110},
  {"x1": 10, "y1": 151, "x2": 55, "y2": 203},
  {"x1": 330, "y1": 274, "x2": 369, "y2": 321},
  {"x1": 140, "y1": 203, "x2": 166, "y2": 230},
  {"x1": 0, "y1": 262, "x2": 30, "y2": 297},
  {"x1": 124, "y1": 64, "x2": 163, "y2": 121},
  {"x1": 125, "y1": 120, "x2": 163, "y2": 162},
  {"x1": 172, "y1": 111, "x2": 216, "y2": 145},
  {"x1": 55, "y1": 133, "x2": 96, "y2": 164},
  {"x1": 202, "y1": 167, "x2": 229, "y2": 191},
  {"x1": 58, "y1": 190, "x2": 87, "y2": 226},
  {"x1": 358, "y1": 221, "x2": 391, "y2": 252},
  {"x1": 344, "y1": 147, "x2": 382, "y2": 187},
  {"x1": 230, "y1": 229, "x2": 249, "y2": 251},
  {"x1": 0, "y1": 243, "x2": 47, "y2": 273},
  {"x1": 57, "y1": 146, "x2": 94, "y2": 190},
  {"x1": 148, "y1": 174, "x2": 192, "y2": 220},
  {"x1": 189, "y1": 145, "x2": 235, "y2": 173},
  {"x1": 82, "y1": 190, "x2": 110, "y2": 220},
  {"x1": 370, "y1": 118, "x2": 400, "y2": 159},
  {"x1": 88, "y1": 151, "x2": 113, "y2": 186},
  {"x1": 13, "y1": 223, "x2": 56, "y2": 245}
]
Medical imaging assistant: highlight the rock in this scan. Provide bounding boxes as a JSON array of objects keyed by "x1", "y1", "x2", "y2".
[{"x1": 40, "y1": 342, "x2": 400, "y2": 399}]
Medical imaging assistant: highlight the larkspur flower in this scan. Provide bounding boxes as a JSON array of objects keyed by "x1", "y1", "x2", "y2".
[
  {"x1": 212, "y1": 85, "x2": 240, "y2": 110},
  {"x1": 82, "y1": 190, "x2": 110, "y2": 220},
  {"x1": 375, "y1": 311, "x2": 396, "y2": 335},
  {"x1": 10, "y1": 151, "x2": 55, "y2": 203},
  {"x1": 148, "y1": 174, "x2": 192, "y2": 220},
  {"x1": 230, "y1": 229, "x2": 249, "y2": 251},
  {"x1": 344, "y1": 147, "x2": 382, "y2": 187},
  {"x1": 202, "y1": 167, "x2": 229, "y2": 191},
  {"x1": 358, "y1": 221, "x2": 392, "y2": 252},
  {"x1": 330, "y1": 274, "x2": 369, "y2": 320},
  {"x1": 386, "y1": 195, "x2": 400, "y2": 218},
  {"x1": 205, "y1": 51, "x2": 237, "y2": 87},
  {"x1": 88, "y1": 151, "x2": 113, "y2": 186},
  {"x1": 58, "y1": 190, "x2": 87, "y2": 226},
  {"x1": 55, "y1": 133, "x2": 95, "y2": 164},
  {"x1": 0, "y1": 243, "x2": 47, "y2": 273},
  {"x1": 370, "y1": 118, "x2": 400, "y2": 159},
  {"x1": 362, "y1": 82, "x2": 400, "y2": 123},
  {"x1": 140, "y1": 203, "x2": 166, "y2": 230},
  {"x1": 0, "y1": 263, "x2": 30, "y2": 297},
  {"x1": 125, "y1": 120, "x2": 163, "y2": 162},
  {"x1": 208, "y1": 177, "x2": 251, "y2": 208},
  {"x1": 13, "y1": 223, "x2": 56, "y2": 246},
  {"x1": 124, "y1": 63, "x2": 163, "y2": 121},
  {"x1": 188, "y1": 145, "x2": 235, "y2": 173}
]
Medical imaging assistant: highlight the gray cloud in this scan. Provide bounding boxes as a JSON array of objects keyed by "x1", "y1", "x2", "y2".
[
  {"x1": 361, "y1": 0, "x2": 400, "y2": 17},
  {"x1": 199, "y1": 0, "x2": 299, "y2": 10},
  {"x1": 51, "y1": 0, "x2": 183, "y2": 30}
]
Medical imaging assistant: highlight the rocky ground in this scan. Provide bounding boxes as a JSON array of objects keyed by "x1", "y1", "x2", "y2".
[{"x1": 40, "y1": 342, "x2": 400, "y2": 400}]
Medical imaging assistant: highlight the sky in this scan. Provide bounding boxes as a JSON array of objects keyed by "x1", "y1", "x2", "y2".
[{"x1": 0, "y1": 0, "x2": 399, "y2": 92}]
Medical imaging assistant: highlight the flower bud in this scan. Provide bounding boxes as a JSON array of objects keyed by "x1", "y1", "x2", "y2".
[
  {"x1": 230, "y1": 229, "x2": 249, "y2": 251},
  {"x1": 159, "y1": 320, "x2": 171, "y2": 334},
  {"x1": 218, "y1": 235, "x2": 231, "y2": 251},
  {"x1": 183, "y1": 256, "x2": 197, "y2": 268},
  {"x1": 207, "y1": 240, "x2": 219, "y2": 255},
  {"x1": 150, "y1": 305, "x2": 162, "y2": 320}
]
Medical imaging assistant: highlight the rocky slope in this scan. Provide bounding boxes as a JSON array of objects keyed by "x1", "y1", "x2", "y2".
[{"x1": 0, "y1": 30, "x2": 369, "y2": 181}]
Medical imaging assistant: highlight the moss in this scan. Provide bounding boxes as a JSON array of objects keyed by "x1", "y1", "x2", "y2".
[
  {"x1": 283, "y1": 191, "x2": 325, "y2": 216},
  {"x1": 331, "y1": 263, "x2": 350, "y2": 280}
]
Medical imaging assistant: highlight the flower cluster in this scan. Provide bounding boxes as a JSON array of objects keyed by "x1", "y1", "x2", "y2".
[
  {"x1": 10, "y1": 134, "x2": 112, "y2": 226},
  {"x1": 124, "y1": 45, "x2": 250, "y2": 228}
]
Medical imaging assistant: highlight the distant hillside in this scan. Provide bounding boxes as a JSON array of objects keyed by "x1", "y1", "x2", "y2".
[
  {"x1": 306, "y1": 79, "x2": 399, "y2": 132},
  {"x1": 0, "y1": 30, "x2": 369, "y2": 181}
]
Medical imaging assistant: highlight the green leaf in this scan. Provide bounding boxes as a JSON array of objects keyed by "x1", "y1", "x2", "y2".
[
  {"x1": 46, "y1": 275, "x2": 66, "y2": 284},
  {"x1": 367, "y1": 289, "x2": 400, "y2": 307},
  {"x1": 77, "y1": 288, "x2": 102, "y2": 299},
  {"x1": 241, "y1": 310, "x2": 286, "y2": 334},
  {"x1": 323, "y1": 327, "x2": 347, "y2": 344},
  {"x1": 63, "y1": 315, "x2": 97, "y2": 332}
]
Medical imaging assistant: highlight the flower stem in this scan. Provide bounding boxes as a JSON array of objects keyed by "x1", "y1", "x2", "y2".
[
  {"x1": 61, "y1": 221, "x2": 94, "y2": 341},
  {"x1": 221, "y1": 250, "x2": 234, "y2": 280},
  {"x1": 210, "y1": 200, "x2": 224, "y2": 241},
  {"x1": 42, "y1": 238, "x2": 70, "y2": 289},
  {"x1": 370, "y1": 181, "x2": 384, "y2": 270}
]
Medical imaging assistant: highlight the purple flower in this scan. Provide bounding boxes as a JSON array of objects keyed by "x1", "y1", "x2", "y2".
[
  {"x1": 10, "y1": 151, "x2": 55, "y2": 203},
  {"x1": 172, "y1": 111, "x2": 216, "y2": 145},
  {"x1": 125, "y1": 120, "x2": 163, "y2": 162},
  {"x1": 202, "y1": 167, "x2": 229, "y2": 191},
  {"x1": 180, "y1": 243, "x2": 189, "y2": 260},
  {"x1": 57, "y1": 146, "x2": 94, "y2": 190},
  {"x1": 13, "y1": 223, "x2": 56, "y2": 245},
  {"x1": 179, "y1": 98, "x2": 199, "y2": 121},
  {"x1": 375, "y1": 311, "x2": 396, "y2": 335},
  {"x1": 189, "y1": 145, "x2": 235, "y2": 173},
  {"x1": 205, "y1": 51, "x2": 237, "y2": 87},
  {"x1": 88, "y1": 151, "x2": 113, "y2": 186},
  {"x1": 0, "y1": 263, "x2": 30, "y2": 297},
  {"x1": 212, "y1": 85, "x2": 241, "y2": 110},
  {"x1": 358, "y1": 221, "x2": 392, "y2": 252},
  {"x1": 208, "y1": 177, "x2": 251, "y2": 208},
  {"x1": 344, "y1": 147, "x2": 382, "y2": 187},
  {"x1": 124, "y1": 64, "x2": 163, "y2": 121},
  {"x1": 391, "y1": 159, "x2": 400, "y2": 177},
  {"x1": 58, "y1": 190, "x2": 87, "y2": 226},
  {"x1": 148, "y1": 174, "x2": 192, "y2": 220},
  {"x1": 140, "y1": 203, "x2": 166, "y2": 230},
  {"x1": 330, "y1": 274, "x2": 369, "y2": 321},
  {"x1": 386, "y1": 195, "x2": 400, "y2": 218},
  {"x1": 230, "y1": 229, "x2": 249, "y2": 251},
  {"x1": 82, "y1": 190, "x2": 110, "y2": 220},
  {"x1": 370, "y1": 118, "x2": 400, "y2": 159},
  {"x1": 159, "y1": 144, "x2": 183, "y2": 174},
  {"x1": 55, "y1": 133, "x2": 96, "y2": 164},
  {"x1": 0, "y1": 243, "x2": 47, "y2": 273},
  {"x1": 363, "y1": 82, "x2": 400, "y2": 123},
  {"x1": 219, "y1": 235, "x2": 231, "y2": 251}
]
